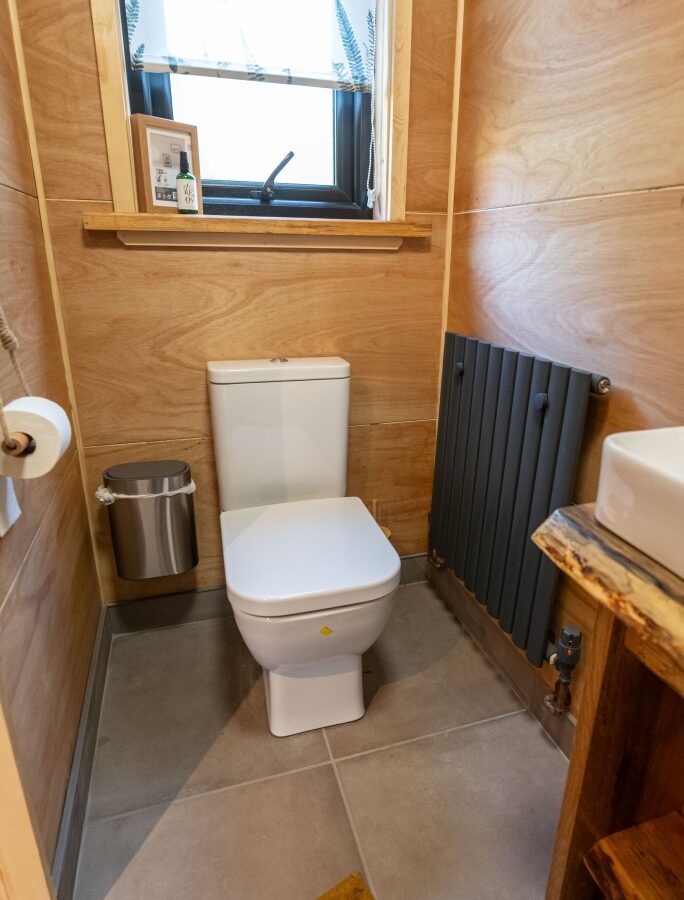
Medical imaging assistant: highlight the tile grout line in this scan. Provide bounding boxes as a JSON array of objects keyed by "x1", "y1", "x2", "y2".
[
  {"x1": 84, "y1": 707, "x2": 529, "y2": 828},
  {"x1": 86, "y1": 759, "x2": 335, "y2": 826},
  {"x1": 331, "y1": 707, "x2": 528, "y2": 766},
  {"x1": 323, "y1": 729, "x2": 380, "y2": 900}
]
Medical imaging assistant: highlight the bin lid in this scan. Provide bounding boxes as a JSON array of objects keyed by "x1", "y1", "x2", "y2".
[{"x1": 103, "y1": 460, "x2": 191, "y2": 496}]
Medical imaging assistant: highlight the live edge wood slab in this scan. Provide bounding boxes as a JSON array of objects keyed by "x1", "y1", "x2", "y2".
[
  {"x1": 534, "y1": 503, "x2": 684, "y2": 900},
  {"x1": 533, "y1": 502, "x2": 684, "y2": 697},
  {"x1": 585, "y1": 812, "x2": 684, "y2": 900}
]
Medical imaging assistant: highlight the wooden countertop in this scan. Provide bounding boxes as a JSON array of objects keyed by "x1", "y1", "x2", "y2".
[{"x1": 533, "y1": 503, "x2": 684, "y2": 696}]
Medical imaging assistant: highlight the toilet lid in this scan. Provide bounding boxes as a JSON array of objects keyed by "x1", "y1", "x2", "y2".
[{"x1": 220, "y1": 497, "x2": 401, "y2": 617}]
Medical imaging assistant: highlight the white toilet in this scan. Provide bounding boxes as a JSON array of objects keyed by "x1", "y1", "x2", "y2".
[{"x1": 208, "y1": 357, "x2": 400, "y2": 737}]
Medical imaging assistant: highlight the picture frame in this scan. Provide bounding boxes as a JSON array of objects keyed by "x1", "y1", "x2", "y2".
[{"x1": 130, "y1": 114, "x2": 203, "y2": 214}]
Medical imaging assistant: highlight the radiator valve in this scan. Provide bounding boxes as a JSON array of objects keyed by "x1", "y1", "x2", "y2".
[{"x1": 544, "y1": 625, "x2": 582, "y2": 716}]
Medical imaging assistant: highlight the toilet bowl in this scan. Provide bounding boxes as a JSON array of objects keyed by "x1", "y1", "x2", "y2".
[
  {"x1": 221, "y1": 496, "x2": 400, "y2": 736},
  {"x1": 208, "y1": 357, "x2": 400, "y2": 737}
]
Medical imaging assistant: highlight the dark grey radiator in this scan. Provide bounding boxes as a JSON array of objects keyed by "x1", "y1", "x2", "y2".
[{"x1": 429, "y1": 333, "x2": 592, "y2": 666}]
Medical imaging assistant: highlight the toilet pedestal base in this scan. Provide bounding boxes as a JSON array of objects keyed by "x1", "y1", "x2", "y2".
[{"x1": 263, "y1": 654, "x2": 365, "y2": 737}]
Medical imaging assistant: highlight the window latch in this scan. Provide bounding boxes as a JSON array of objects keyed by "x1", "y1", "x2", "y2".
[{"x1": 252, "y1": 151, "x2": 295, "y2": 202}]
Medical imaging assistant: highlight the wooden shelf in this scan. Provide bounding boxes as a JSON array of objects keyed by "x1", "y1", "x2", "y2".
[
  {"x1": 533, "y1": 503, "x2": 684, "y2": 696},
  {"x1": 585, "y1": 812, "x2": 684, "y2": 899},
  {"x1": 81, "y1": 213, "x2": 432, "y2": 251}
]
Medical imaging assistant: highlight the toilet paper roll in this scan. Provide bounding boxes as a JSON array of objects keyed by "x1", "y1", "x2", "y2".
[{"x1": 0, "y1": 397, "x2": 72, "y2": 479}]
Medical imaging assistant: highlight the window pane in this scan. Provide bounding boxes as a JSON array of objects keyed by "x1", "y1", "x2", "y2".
[{"x1": 170, "y1": 75, "x2": 334, "y2": 184}]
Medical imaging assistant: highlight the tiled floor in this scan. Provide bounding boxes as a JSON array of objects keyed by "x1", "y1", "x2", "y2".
[{"x1": 74, "y1": 582, "x2": 567, "y2": 900}]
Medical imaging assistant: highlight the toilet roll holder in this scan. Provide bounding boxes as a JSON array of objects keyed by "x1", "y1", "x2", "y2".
[
  {"x1": 2, "y1": 430, "x2": 34, "y2": 458},
  {"x1": 0, "y1": 305, "x2": 34, "y2": 459}
]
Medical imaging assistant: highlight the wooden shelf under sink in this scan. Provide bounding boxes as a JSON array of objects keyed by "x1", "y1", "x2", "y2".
[{"x1": 584, "y1": 812, "x2": 684, "y2": 899}]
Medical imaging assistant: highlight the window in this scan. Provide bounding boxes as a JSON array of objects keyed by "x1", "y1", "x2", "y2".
[{"x1": 120, "y1": 0, "x2": 376, "y2": 218}]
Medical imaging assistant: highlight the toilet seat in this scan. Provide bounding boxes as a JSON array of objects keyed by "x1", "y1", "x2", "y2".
[{"x1": 220, "y1": 496, "x2": 400, "y2": 617}]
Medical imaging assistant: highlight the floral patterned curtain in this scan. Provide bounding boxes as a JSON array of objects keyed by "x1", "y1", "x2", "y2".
[{"x1": 125, "y1": 0, "x2": 376, "y2": 92}]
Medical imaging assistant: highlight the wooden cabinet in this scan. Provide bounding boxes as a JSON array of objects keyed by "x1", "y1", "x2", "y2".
[{"x1": 534, "y1": 504, "x2": 684, "y2": 899}]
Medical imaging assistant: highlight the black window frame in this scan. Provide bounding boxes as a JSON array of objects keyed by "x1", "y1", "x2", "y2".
[{"x1": 121, "y1": 1, "x2": 373, "y2": 219}]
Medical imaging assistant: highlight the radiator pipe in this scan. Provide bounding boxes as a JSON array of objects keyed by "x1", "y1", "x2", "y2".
[{"x1": 544, "y1": 625, "x2": 582, "y2": 716}]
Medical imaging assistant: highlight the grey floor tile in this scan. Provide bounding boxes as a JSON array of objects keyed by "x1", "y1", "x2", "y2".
[
  {"x1": 88, "y1": 617, "x2": 328, "y2": 819},
  {"x1": 400, "y1": 554, "x2": 428, "y2": 585},
  {"x1": 75, "y1": 765, "x2": 363, "y2": 900},
  {"x1": 336, "y1": 712, "x2": 566, "y2": 900},
  {"x1": 325, "y1": 583, "x2": 523, "y2": 758},
  {"x1": 107, "y1": 587, "x2": 229, "y2": 634}
]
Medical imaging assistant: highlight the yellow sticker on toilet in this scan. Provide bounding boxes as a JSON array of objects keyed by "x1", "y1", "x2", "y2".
[{"x1": 320, "y1": 626, "x2": 333, "y2": 636}]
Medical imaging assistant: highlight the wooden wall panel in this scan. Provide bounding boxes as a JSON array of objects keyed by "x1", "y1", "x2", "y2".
[
  {"x1": 0, "y1": 0, "x2": 34, "y2": 196},
  {"x1": 0, "y1": 184, "x2": 73, "y2": 600},
  {"x1": 48, "y1": 202, "x2": 445, "y2": 446},
  {"x1": 449, "y1": 0, "x2": 684, "y2": 717},
  {"x1": 455, "y1": 0, "x2": 684, "y2": 211},
  {"x1": 84, "y1": 420, "x2": 436, "y2": 604},
  {"x1": 14, "y1": 0, "x2": 112, "y2": 201},
  {"x1": 15, "y1": 0, "x2": 458, "y2": 209},
  {"x1": 348, "y1": 419, "x2": 436, "y2": 555},
  {"x1": 449, "y1": 188, "x2": 684, "y2": 505},
  {"x1": 405, "y1": 0, "x2": 458, "y2": 212},
  {"x1": 0, "y1": 8, "x2": 100, "y2": 869},
  {"x1": 0, "y1": 456, "x2": 99, "y2": 857}
]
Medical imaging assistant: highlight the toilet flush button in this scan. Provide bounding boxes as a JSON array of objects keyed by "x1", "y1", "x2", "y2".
[{"x1": 320, "y1": 626, "x2": 333, "y2": 636}]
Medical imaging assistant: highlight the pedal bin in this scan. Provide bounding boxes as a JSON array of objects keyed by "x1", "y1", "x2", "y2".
[{"x1": 96, "y1": 460, "x2": 198, "y2": 580}]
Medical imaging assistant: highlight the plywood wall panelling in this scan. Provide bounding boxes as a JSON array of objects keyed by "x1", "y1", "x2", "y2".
[
  {"x1": 455, "y1": 0, "x2": 684, "y2": 211},
  {"x1": 84, "y1": 437, "x2": 224, "y2": 604},
  {"x1": 0, "y1": 0, "x2": 34, "y2": 196},
  {"x1": 0, "y1": 455, "x2": 100, "y2": 857},
  {"x1": 449, "y1": 188, "x2": 684, "y2": 505},
  {"x1": 348, "y1": 418, "x2": 436, "y2": 555},
  {"x1": 449, "y1": 187, "x2": 684, "y2": 712},
  {"x1": 14, "y1": 0, "x2": 111, "y2": 201},
  {"x1": 405, "y1": 0, "x2": 458, "y2": 213},
  {"x1": 48, "y1": 202, "x2": 445, "y2": 446},
  {"x1": 0, "y1": 184, "x2": 74, "y2": 600},
  {"x1": 85, "y1": 421, "x2": 436, "y2": 604}
]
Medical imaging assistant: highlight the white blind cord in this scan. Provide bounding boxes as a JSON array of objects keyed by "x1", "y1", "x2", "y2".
[
  {"x1": 366, "y1": 70, "x2": 376, "y2": 209},
  {"x1": 366, "y1": 3, "x2": 377, "y2": 209}
]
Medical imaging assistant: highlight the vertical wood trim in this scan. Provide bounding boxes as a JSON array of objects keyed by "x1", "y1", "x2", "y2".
[
  {"x1": 6, "y1": 0, "x2": 105, "y2": 602},
  {"x1": 89, "y1": 0, "x2": 137, "y2": 211},
  {"x1": 436, "y1": 0, "x2": 465, "y2": 416},
  {"x1": 387, "y1": 0, "x2": 412, "y2": 220},
  {"x1": 0, "y1": 700, "x2": 54, "y2": 900}
]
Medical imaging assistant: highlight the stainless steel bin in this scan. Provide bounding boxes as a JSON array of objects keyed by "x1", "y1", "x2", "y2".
[{"x1": 97, "y1": 460, "x2": 198, "y2": 580}]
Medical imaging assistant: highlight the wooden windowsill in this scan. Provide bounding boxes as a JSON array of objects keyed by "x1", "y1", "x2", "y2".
[{"x1": 81, "y1": 213, "x2": 432, "y2": 250}]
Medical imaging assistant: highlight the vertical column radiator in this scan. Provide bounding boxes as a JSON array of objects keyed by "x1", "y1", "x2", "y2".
[{"x1": 429, "y1": 333, "x2": 593, "y2": 667}]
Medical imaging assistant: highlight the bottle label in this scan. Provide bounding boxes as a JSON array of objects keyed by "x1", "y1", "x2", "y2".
[{"x1": 177, "y1": 179, "x2": 198, "y2": 212}]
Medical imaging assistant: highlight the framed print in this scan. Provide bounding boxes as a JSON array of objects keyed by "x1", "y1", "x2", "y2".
[{"x1": 130, "y1": 114, "x2": 203, "y2": 214}]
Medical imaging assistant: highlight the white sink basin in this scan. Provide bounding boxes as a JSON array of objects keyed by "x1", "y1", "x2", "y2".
[{"x1": 595, "y1": 426, "x2": 684, "y2": 579}]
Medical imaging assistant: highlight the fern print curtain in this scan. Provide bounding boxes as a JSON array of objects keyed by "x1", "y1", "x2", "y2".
[{"x1": 125, "y1": 0, "x2": 376, "y2": 92}]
